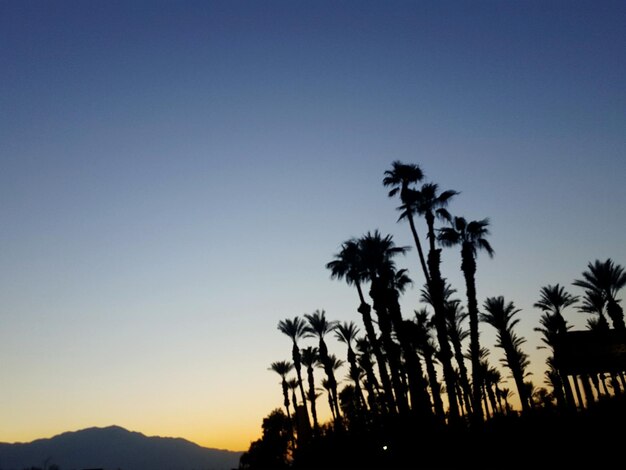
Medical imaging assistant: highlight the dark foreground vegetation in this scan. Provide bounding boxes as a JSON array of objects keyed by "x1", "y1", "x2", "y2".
[
  {"x1": 239, "y1": 161, "x2": 626, "y2": 470},
  {"x1": 242, "y1": 395, "x2": 626, "y2": 469}
]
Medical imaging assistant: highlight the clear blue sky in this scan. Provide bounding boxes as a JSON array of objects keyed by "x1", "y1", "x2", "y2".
[{"x1": 1, "y1": 0, "x2": 625, "y2": 451}]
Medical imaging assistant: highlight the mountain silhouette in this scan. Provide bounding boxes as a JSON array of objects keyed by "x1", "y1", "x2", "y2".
[{"x1": 0, "y1": 425, "x2": 242, "y2": 470}]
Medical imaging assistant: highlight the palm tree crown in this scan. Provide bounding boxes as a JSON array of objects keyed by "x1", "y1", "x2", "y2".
[
  {"x1": 382, "y1": 160, "x2": 424, "y2": 199},
  {"x1": 533, "y1": 284, "x2": 579, "y2": 317},
  {"x1": 438, "y1": 216, "x2": 494, "y2": 258},
  {"x1": 573, "y1": 258, "x2": 626, "y2": 330}
]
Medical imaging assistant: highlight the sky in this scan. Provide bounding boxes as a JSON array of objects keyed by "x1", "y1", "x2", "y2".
[{"x1": 1, "y1": 0, "x2": 625, "y2": 452}]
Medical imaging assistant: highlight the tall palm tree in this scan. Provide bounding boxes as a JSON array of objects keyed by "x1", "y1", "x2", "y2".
[
  {"x1": 484, "y1": 366, "x2": 503, "y2": 415},
  {"x1": 480, "y1": 296, "x2": 532, "y2": 413},
  {"x1": 335, "y1": 322, "x2": 365, "y2": 410},
  {"x1": 438, "y1": 215, "x2": 494, "y2": 423},
  {"x1": 498, "y1": 387, "x2": 513, "y2": 414},
  {"x1": 422, "y1": 283, "x2": 473, "y2": 416},
  {"x1": 277, "y1": 316, "x2": 310, "y2": 423},
  {"x1": 357, "y1": 230, "x2": 410, "y2": 414},
  {"x1": 269, "y1": 360, "x2": 294, "y2": 420},
  {"x1": 326, "y1": 238, "x2": 395, "y2": 413},
  {"x1": 383, "y1": 160, "x2": 429, "y2": 283},
  {"x1": 356, "y1": 337, "x2": 381, "y2": 413},
  {"x1": 533, "y1": 284, "x2": 579, "y2": 409},
  {"x1": 304, "y1": 309, "x2": 341, "y2": 420},
  {"x1": 409, "y1": 310, "x2": 445, "y2": 422},
  {"x1": 402, "y1": 182, "x2": 461, "y2": 423},
  {"x1": 301, "y1": 346, "x2": 320, "y2": 431},
  {"x1": 573, "y1": 259, "x2": 626, "y2": 330},
  {"x1": 287, "y1": 378, "x2": 300, "y2": 419},
  {"x1": 533, "y1": 284, "x2": 579, "y2": 335},
  {"x1": 534, "y1": 312, "x2": 575, "y2": 406},
  {"x1": 405, "y1": 183, "x2": 458, "y2": 258},
  {"x1": 358, "y1": 230, "x2": 433, "y2": 418},
  {"x1": 319, "y1": 355, "x2": 346, "y2": 421},
  {"x1": 320, "y1": 378, "x2": 336, "y2": 421},
  {"x1": 444, "y1": 298, "x2": 473, "y2": 415}
]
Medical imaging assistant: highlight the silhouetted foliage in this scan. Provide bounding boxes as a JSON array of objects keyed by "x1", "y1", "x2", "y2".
[
  {"x1": 239, "y1": 409, "x2": 292, "y2": 470},
  {"x1": 245, "y1": 161, "x2": 626, "y2": 469}
]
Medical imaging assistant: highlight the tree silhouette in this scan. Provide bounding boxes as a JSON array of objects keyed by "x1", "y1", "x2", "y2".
[
  {"x1": 326, "y1": 238, "x2": 395, "y2": 413},
  {"x1": 533, "y1": 283, "x2": 579, "y2": 409},
  {"x1": 383, "y1": 160, "x2": 429, "y2": 284},
  {"x1": 533, "y1": 284, "x2": 578, "y2": 335},
  {"x1": 304, "y1": 309, "x2": 341, "y2": 420},
  {"x1": 438, "y1": 215, "x2": 494, "y2": 423},
  {"x1": 481, "y1": 296, "x2": 532, "y2": 413},
  {"x1": 277, "y1": 316, "x2": 310, "y2": 425},
  {"x1": 578, "y1": 289, "x2": 610, "y2": 331},
  {"x1": 573, "y1": 259, "x2": 626, "y2": 330},
  {"x1": 301, "y1": 346, "x2": 321, "y2": 431},
  {"x1": 269, "y1": 361, "x2": 294, "y2": 420},
  {"x1": 534, "y1": 314, "x2": 575, "y2": 409},
  {"x1": 335, "y1": 321, "x2": 366, "y2": 411}
]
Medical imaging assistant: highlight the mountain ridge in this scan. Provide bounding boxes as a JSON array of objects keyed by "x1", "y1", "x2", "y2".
[{"x1": 0, "y1": 425, "x2": 242, "y2": 470}]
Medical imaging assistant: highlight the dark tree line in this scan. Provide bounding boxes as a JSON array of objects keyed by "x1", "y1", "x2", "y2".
[{"x1": 240, "y1": 161, "x2": 626, "y2": 470}]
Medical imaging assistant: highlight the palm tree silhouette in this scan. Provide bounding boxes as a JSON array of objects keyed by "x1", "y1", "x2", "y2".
[
  {"x1": 301, "y1": 346, "x2": 321, "y2": 431},
  {"x1": 335, "y1": 321, "x2": 366, "y2": 411},
  {"x1": 573, "y1": 259, "x2": 626, "y2": 330},
  {"x1": 409, "y1": 309, "x2": 445, "y2": 421},
  {"x1": 534, "y1": 314, "x2": 575, "y2": 410},
  {"x1": 498, "y1": 387, "x2": 514, "y2": 414},
  {"x1": 319, "y1": 354, "x2": 345, "y2": 421},
  {"x1": 358, "y1": 230, "x2": 433, "y2": 417},
  {"x1": 304, "y1": 309, "x2": 341, "y2": 420},
  {"x1": 578, "y1": 289, "x2": 610, "y2": 331},
  {"x1": 480, "y1": 296, "x2": 532, "y2": 413},
  {"x1": 277, "y1": 316, "x2": 310, "y2": 425},
  {"x1": 269, "y1": 360, "x2": 294, "y2": 420},
  {"x1": 422, "y1": 282, "x2": 474, "y2": 417},
  {"x1": 444, "y1": 297, "x2": 474, "y2": 416},
  {"x1": 356, "y1": 337, "x2": 381, "y2": 413},
  {"x1": 438, "y1": 215, "x2": 494, "y2": 423},
  {"x1": 533, "y1": 283, "x2": 579, "y2": 409},
  {"x1": 326, "y1": 238, "x2": 395, "y2": 414},
  {"x1": 287, "y1": 377, "x2": 300, "y2": 419},
  {"x1": 533, "y1": 284, "x2": 579, "y2": 335},
  {"x1": 383, "y1": 160, "x2": 429, "y2": 283},
  {"x1": 384, "y1": 163, "x2": 461, "y2": 422}
]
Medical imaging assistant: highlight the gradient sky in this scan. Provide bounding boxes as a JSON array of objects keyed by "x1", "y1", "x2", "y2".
[{"x1": 1, "y1": 0, "x2": 625, "y2": 452}]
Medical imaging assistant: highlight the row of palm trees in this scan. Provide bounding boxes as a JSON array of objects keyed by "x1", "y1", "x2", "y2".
[{"x1": 267, "y1": 161, "x2": 626, "y2": 443}]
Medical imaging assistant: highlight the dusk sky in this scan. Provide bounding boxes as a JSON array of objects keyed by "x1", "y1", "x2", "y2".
[{"x1": 1, "y1": 0, "x2": 625, "y2": 452}]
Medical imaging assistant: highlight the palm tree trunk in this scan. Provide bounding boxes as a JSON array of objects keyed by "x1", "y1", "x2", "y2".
[
  {"x1": 482, "y1": 384, "x2": 490, "y2": 419},
  {"x1": 503, "y1": 341, "x2": 531, "y2": 414},
  {"x1": 581, "y1": 374, "x2": 595, "y2": 406},
  {"x1": 318, "y1": 339, "x2": 341, "y2": 421},
  {"x1": 461, "y1": 246, "x2": 484, "y2": 424},
  {"x1": 486, "y1": 384, "x2": 498, "y2": 416},
  {"x1": 347, "y1": 348, "x2": 366, "y2": 411},
  {"x1": 292, "y1": 344, "x2": 310, "y2": 426},
  {"x1": 282, "y1": 379, "x2": 292, "y2": 420},
  {"x1": 407, "y1": 212, "x2": 431, "y2": 285},
  {"x1": 572, "y1": 375, "x2": 585, "y2": 408},
  {"x1": 307, "y1": 366, "x2": 319, "y2": 431},
  {"x1": 386, "y1": 291, "x2": 434, "y2": 421},
  {"x1": 423, "y1": 351, "x2": 445, "y2": 421},
  {"x1": 356, "y1": 283, "x2": 396, "y2": 414},
  {"x1": 361, "y1": 366, "x2": 379, "y2": 413},
  {"x1": 451, "y1": 337, "x2": 473, "y2": 415},
  {"x1": 370, "y1": 279, "x2": 409, "y2": 415},
  {"x1": 426, "y1": 247, "x2": 460, "y2": 423}
]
